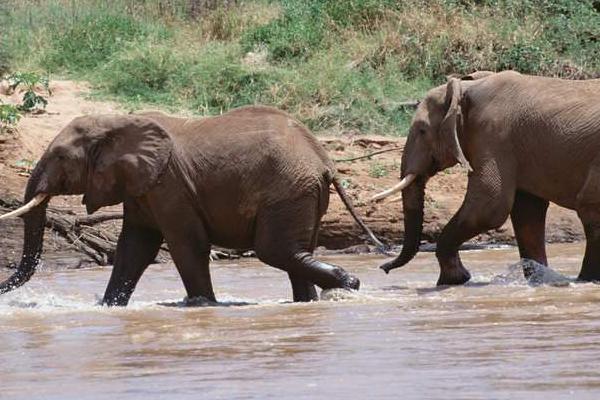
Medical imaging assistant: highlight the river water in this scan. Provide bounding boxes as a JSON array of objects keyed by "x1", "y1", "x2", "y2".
[{"x1": 1, "y1": 243, "x2": 600, "y2": 399}]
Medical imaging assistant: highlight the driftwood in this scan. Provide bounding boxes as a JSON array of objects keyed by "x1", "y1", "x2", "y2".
[
  {"x1": 334, "y1": 146, "x2": 402, "y2": 163},
  {"x1": 0, "y1": 198, "x2": 124, "y2": 266},
  {"x1": 44, "y1": 208, "x2": 122, "y2": 265}
]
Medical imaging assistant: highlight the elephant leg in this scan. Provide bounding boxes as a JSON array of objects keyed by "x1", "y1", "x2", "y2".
[
  {"x1": 288, "y1": 272, "x2": 319, "y2": 302},
  {"x1": 146, "y1": 197, "x2": 216, "y2": 302},
  {"x1": 575, "y1": 161, "x2": 600, "y2": 281},
  {"x1": 103, "y1": 219, "x2": 163, "y2": 306},
  {"x1": 577, "y1": 220, "x2": 600, "y2": 282},
  {"x1": 254, "y1": 197, "x2": 360, "y2": 299},
  {"x1": 287, "y1": 211, "x2": 320, "y2": 302},
  {"x1": 510, "y1": 190, "x2": 549, "y2": 277},
  {"x1": 435, "y1": 161, "x2": 515, "y2": 286},
  {"x1": 164, "y1": 231, "x2": 215, "y2": 302}
]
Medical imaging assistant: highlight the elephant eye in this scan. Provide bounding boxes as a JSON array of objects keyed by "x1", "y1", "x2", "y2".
[{"x1": 419, "y1": 128, "x2": 426, "y2": 135}]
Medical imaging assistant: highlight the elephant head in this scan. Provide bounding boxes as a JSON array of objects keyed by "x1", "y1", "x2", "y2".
[
  {"x1": 375, "y1": 72, "x2": 495, "y2": 273},
  {"x1": 0, "y1": 115, "x2": 173, "y2": 294}
]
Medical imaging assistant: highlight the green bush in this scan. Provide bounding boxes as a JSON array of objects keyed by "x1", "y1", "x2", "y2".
[
  {"x1": 6, "y1": 72, "x2": 50, "y2": 112},
  {"x1": 98, "y1": 42, "x2": 277, "y2": 113},
  {"x1": 43, "y1": 13, "x2": 169, "y2": 72},
  {"x1": 185, "y1": 46, "x2": 276, "y2": 112},
  {"x1": 0, "y1": 47, "x2": 11, "y2": 76},
  {"x1": 99, "y1": 44, "x2": 180, "y2": 103},
  {"x1": 242, "y1": 0, "x2": 401, "y2": 62},
  {"x1": 497, "y1": 41, "x2": 552, "y2": 73},
  {"x1": 242, "y1": 1, "x2": 326, "y2": 61},
  {"x1": 0, "y1": 103, "x2": 21, "y2": 133},
  {"x1": 321, "y1": 0, "x2": 398, "y2": 28}
]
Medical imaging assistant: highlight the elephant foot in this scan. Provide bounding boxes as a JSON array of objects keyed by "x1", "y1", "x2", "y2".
[
  {"x1": 293, "y1": 285, "x2": 319, "y2": 302},
  {"x1": 344, "y1": 274, "x2": 361, "y2": 291},
  {"x1": 183, "y1": 295, "x2": 220, "y2": 307},
  {"x1": 101, "y1": 289, "x2": 133, "y2": 307},
  {"x1": 576, "y1": 273, "x2": 600, "y2": 283},
  {"x1": 437, "y1": 264, "x2": 471, "y2": 286}
]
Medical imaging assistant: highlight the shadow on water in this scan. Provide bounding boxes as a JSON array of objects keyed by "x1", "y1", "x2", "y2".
[
  {"x1": 380, "y1": 285, "x2": 410, "y2": 291},
  {"x1": 157, "y1": 296, "x2": 256, "y2": 308},
  {"x1": 415, "y1": 281, "x2": 491, "y2": 295}
]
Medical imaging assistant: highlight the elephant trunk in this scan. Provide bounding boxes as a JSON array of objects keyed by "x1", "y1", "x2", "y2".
[
  {"x1": 0, "y1": 166, "x2": 49, "y2": 295},
  {"x1": 380, "y1": 177, "x2": 425, "y2": 273}
]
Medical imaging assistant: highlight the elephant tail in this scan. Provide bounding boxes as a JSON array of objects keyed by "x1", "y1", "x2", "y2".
[{"x1": 332, "y1": 177, "x2": 389, "y2": 254}]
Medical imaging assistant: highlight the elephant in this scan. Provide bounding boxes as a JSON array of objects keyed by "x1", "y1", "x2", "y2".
[
  {"x1": 373, "y1": 70, "x2": 600, "y2": 285},
  {"x1": 0, "y1": 106, "x2": 385, "y2": 305}
]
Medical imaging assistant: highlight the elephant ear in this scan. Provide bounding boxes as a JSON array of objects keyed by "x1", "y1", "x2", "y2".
[
  {"x1": 439, "y1": 78, "x2": 472, "y2": 172},
  {"x1": 83, "y1": 115, "x2": 173, "y2": 214}
]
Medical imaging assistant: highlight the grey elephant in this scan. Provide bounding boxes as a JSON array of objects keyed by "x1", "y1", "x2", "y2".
[
  {"x1": 374, "y1": 70, "x2": 600, "y2": 285},
  {"x1": 0, "y1": 106, "x2": 384, "y2": 305}
]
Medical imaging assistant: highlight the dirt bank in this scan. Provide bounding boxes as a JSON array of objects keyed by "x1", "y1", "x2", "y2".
[{"x1": 0, "y1": 81, "x2": 584, "y2": 269}]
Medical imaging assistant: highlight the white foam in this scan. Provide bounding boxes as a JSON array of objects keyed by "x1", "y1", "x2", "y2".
[{"x1": 491, "y1": 259, "x2": 573, "y2": 287}]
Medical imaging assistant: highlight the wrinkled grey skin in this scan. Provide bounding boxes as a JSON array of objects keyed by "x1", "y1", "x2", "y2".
[
  {"x1": 382, "y1": 71, "x2": 600, "y2": 285},
  {"x1": 1, "y1": 106, "x2": 384, "y2": 305}
]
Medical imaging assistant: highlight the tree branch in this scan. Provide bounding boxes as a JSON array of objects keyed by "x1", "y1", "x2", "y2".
[{"x1": 334, "y1": 147, "x2": 401, "y2": 163}]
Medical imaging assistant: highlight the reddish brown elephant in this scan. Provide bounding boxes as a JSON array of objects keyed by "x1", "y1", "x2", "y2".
[
  {"x1": 0, "y1": 106, "x2": 384, "y2": 305},
  {"x1": 374, "y1": 71, "x2": 600, "y2": 285}
]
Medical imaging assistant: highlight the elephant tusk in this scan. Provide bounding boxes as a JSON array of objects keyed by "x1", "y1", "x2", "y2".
[
  {"x1": 371, "y1": 174, "x2": 415, "y2": 202},
  {"x1": 0, "y1": 194, "x2": 48, "y2": 220}
]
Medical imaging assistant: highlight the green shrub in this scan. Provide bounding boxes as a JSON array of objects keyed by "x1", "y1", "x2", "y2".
[
  {"x1": 242, "y1": 1, "x2": 326, "y2": 61},
  {"x1": 98, "y1": 42, "x2": 276, "y2": 113},
  {"x1": 98, "y1": 44, "x2": 180, "y2": 104},
  {"x1": 0, "y1": 102, "x2": 21, "y2": 133},
  {"x1": 6, "y1": 72, "x2": 50, "y2": 112},
  {"x1": 187, "y1": 64, "x2": 275, "y2": 113},
  {"x1": 497, "y1": 41, "x2": 552, "y2": 73},
  {"x1": 369, "y1": 161, "x2": 389, "y2": 178},
  {"x1": 242, "y1": 0, "x2": 401, "y2": 62},
  {"x1": 541, "y1": 1, "x2": 600, "y2": 74},
  {"x1": 7, "y1": 71, "x2": 49, "y2": 92},
  {"x1": 321, "y1": 0, "x2": 398, "y2": 29},
  {"x1": 43, "y1": 13, "x2": 169, "y2": 72},
  {"x1": 0, "y1": 47, "x2": 11, "y2": 76}
]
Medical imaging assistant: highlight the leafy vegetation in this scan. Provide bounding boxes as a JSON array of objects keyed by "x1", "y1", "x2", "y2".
[
  {"x1": 368, "y1": 162, "x2": 389, "y2": 178},
  {"x1": 0, "y1": 71, "x2": 51, "y2": 133},
  {"x1": 1, "y1": 0, "x2": 598, "y2": 136},
  {"x1": 0, "y1": 102, "x2": 21, "y2": 134},
  {"x1": 7, "y1": 72, "x2": 51, "y2": 111}
]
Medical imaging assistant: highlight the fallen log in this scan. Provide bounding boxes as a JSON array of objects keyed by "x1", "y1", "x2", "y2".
[
  {"x1": 0, "y1": 198, "x2": 124, "y2": 266},
  {"x1": 44, "y1": 208, "x2": 122, "y2": 265}
]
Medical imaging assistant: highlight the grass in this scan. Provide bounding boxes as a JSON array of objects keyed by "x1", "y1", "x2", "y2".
[
  {"x1": 368, "y1": 161, "x2": 389, "y2": 178},
  {"x1": 1, "y1": 0, "x2": 599, "y2": 136}
]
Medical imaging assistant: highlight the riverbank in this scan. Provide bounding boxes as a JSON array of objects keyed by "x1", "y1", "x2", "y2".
[{"x1": 0, "y1": 80, "x2": 584, "y2": 270}]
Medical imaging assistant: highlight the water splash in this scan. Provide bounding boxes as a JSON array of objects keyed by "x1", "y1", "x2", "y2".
[
  {"x1": 491, "y1": 258, "x2": 573, "y2": 287},
  {"x1": 320, "y1": 288, "x2": 363, "y2": 301}
]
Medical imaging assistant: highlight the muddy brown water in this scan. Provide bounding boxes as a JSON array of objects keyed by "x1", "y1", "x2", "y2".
[{"x1": 2, "y1": 243, "x2": 600, "y2": 399}]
